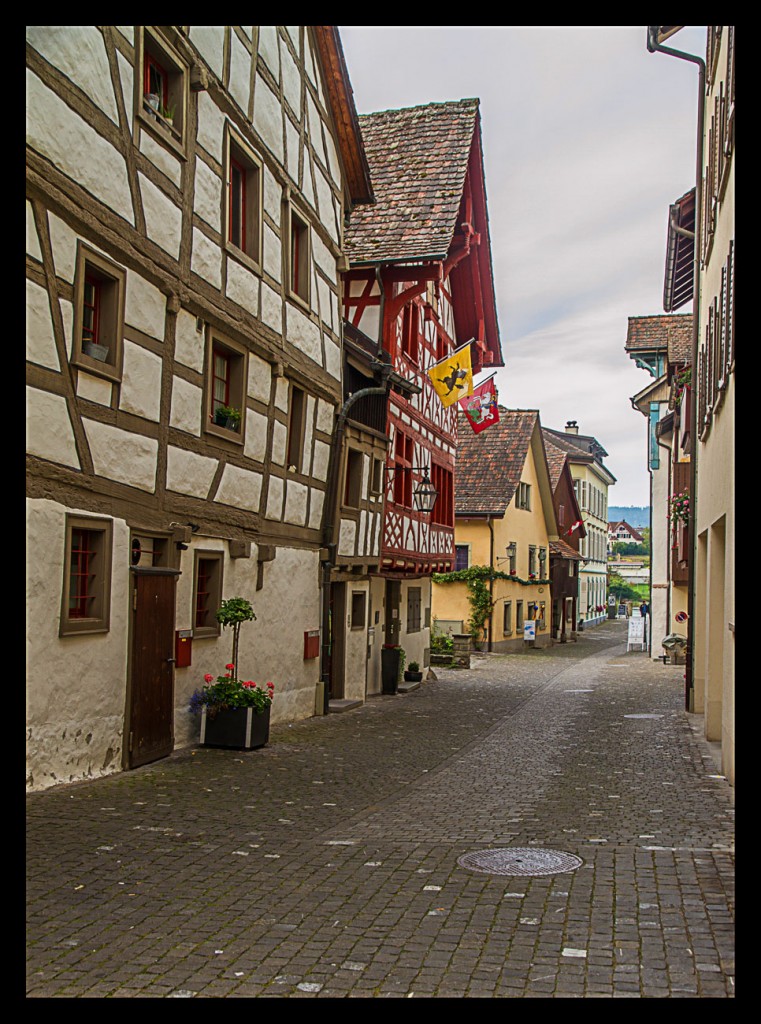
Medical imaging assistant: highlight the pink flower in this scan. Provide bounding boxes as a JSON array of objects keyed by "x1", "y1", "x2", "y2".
[
  {"x1": 226, "y1": 663, "x2": 235, "y2": 670},
  {"x1": 204, "y1": 674, "x2": 214, "y2": 683},
  {"x1": 241, "y1": 680, "x2": 255, "y2": 688},
  {"x1": 267, "y1": 681, "x2": 275, "y2": 691}
]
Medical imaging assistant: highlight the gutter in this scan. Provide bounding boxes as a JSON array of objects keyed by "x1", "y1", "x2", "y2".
[{"x1": 647, "y1": 27, "x2": 705, "y2": 712}]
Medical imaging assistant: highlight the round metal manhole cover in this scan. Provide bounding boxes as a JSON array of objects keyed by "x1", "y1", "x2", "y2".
[{"x1": 457, "y1": 848, "x2": 583, "y2": 877}]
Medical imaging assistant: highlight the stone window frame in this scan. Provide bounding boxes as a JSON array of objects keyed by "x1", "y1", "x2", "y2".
[
  {"x1": 192, "y1": 550, "x2": 224, "y2": 638},
  {"x1": 70, "y1": 242, "x2": 126, "y2": 384},
  {"x1": 59, "y1": 514, "x2": 113, "y2": 637},
  {"x1": 135, "y1": 26, "x2": 189, "y2": 160},
  {"x1": 203, "y1": 326, "x2": 248, "y2": 446},
  {"x1": 223, "y1": 122, "x2": 264, "y2": 274}
]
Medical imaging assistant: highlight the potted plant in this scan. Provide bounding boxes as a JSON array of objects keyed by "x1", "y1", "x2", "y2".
[
  {"x1": 381, "y1": 644, "x2": 403, "y2": 695},
  {"x1": 159, "y1": 101, "x2": 175, "y2": 126},
  {"x1": 214, "y1": 404, "x2": 242, "y2": 431},
  {"x1": 189, "y1": 597, "x2": 274, "y2": 749},
  {"x1": 404, "y1": 660, "x2": 423, "y2": 683}
]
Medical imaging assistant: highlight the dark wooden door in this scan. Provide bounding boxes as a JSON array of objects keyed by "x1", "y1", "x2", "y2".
[
  {"x1": 329, "y1": 582, "x2": 346, "y2": 699},
  {"x1": 384, "y1": 579, "x2": 401, "y2": 645},
  {"x1": 126, "y1": 567, "x2": 179, "y2": 769}
]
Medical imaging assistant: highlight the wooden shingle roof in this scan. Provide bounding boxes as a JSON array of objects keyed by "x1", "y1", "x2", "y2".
[
  {"x1": 455, "y1": 408, "x2": 538, "y2": 516},
  {"x1": 344, "y1": 99, "x2": 481, "y2": 265},
  {"x1": 625, "y1": 314, "x2": 692, "y2": 355}
]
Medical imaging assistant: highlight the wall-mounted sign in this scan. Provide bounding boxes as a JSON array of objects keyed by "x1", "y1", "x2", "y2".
[{"x1": 675, "y1": 611, "x2": 688, "y2": 623}]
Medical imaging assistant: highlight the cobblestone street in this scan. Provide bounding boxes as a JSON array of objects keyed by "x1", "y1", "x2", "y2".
[{"x1": 26, "y1": 619, "x2": 735, "y2": 998}]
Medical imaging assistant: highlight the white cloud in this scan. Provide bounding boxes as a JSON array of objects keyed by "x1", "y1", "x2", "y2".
[{"x1": 339, "y1": 25, "x2": 706, "y2": 504}]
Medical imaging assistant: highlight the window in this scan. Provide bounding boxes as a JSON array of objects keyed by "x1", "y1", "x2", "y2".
[
  {"x1": 516, "y1": 601, "x2": 524, "y2": 631},
  {"x1": 407, "y1": 587, "x2": 421, "y2": 632},
  {"x1": 225, "y1": 127, "x2": 262, "y2": 268},
  {"x1": 287, "y1": 384, "x2": 307, "y2": 472},
  {"x1": 60, "y1": 516, "x2": 113, "y2": 636},
  {"x1": 72, "y1": 244, "x2": 126, "y2": 382},
  {"x1": 528, "y1": 545, "x2": 537, "y2": 576},
  {"x1": 503, "y1": 600, "x2": 513, "y2": 635},
  {"x1": 351, "y1": 591, "x2": 366, "y2": 630},
  {"x1": 288, "y1": 205, "x2": 310, "y2": 303},
  {"x1": 431, "y1": 463, "x2": 453, "y2": 526},
  {"x1": 517, "y1": 482, "x2": 531, "y2": 510},
  {"x1": 393, "y1": 431, "x2": 413, "y2": 507},
  {"x1": 131, "y1": 533, "x2": 168, "y2": 568},
  {"x1": 455, "y1": 544, "x2": 470, "y2": 571},
  {"x1": 205, "y1": 330, "x2": 247, "y2": 441},
  {"x1": 558, "y1": 503, "x2": 565, "y2": 527},
  {"x1": 137, "y1": 28, "x2": 188, "y2": 153},
  {"x1": 401, "y1": 303, "x2": 419, "y2": 363},
  {"x1": 370, "y1": 457, "x2": 384, "y2": 496},
  {"x1": 539, "y1": 547, "x2": 547, "y2": 576},
  {"x1": 193, "y1": 552, "x2": 223, "y2": 636},
  {"x1": 344, "y1": 448, "x2": 363, "y2": 508}
]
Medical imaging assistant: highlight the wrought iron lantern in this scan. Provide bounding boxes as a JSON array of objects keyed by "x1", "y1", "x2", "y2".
[{"x1": 385, "y1": 464, "x2": 439, "y2": 514}]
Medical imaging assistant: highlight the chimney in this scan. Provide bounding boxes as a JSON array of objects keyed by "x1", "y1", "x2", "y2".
[{"x1": 565, "y1": 420, "x2": 579, "y2": 435}]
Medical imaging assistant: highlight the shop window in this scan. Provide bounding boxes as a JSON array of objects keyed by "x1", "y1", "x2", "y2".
[
  {"x1": 193, "y1": 552, "x2": 223, "y2": 637},
  {"x1": 71, "y1": 244, "x2": 126, "y2": 383},
  {"x1": 60, "y1": 516, "x2": 113, "y2": 636}
]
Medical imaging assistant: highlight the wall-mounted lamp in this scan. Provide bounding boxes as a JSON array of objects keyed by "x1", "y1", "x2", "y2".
[
  {"x1": 496, "y1": 542, "x2": 517, "y2": 564},
  {"x1": 384, "y1": 465, "x2": 439, "y2": 513}
]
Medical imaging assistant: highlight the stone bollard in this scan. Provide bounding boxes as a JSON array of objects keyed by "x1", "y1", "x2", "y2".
[{"x1": 451, "y1": 633, "x2": 473, "y2": 669}]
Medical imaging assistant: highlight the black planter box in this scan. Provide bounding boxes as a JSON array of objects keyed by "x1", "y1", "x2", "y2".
[
  {"x1": 200, "y1": 705, "x2": 270, "y2": 749},
  {"x1": 381, "y1": 646, "x2": 401, "y2": 694}
]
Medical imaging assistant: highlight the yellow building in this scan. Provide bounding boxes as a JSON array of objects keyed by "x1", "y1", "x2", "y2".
[
  {"x1": 542, "y1": 422, "x2": 616, "y2": 625},
  {"x1": 432, "y1": 409, "x2": 558, "y2": 651}
]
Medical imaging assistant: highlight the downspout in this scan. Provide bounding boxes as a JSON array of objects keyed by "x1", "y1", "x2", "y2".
[
  {"x1": 656, "y1": 429, "x2": 675, "y2": 656},
  {"x1": 647, "y1": 28, "x2": 705, "y2": 711},
  {"x1": 320, "y1": 267, "x2": 389, "y2": 715},
  {"x1": 487, "y1": 516, "x2": 494, "y2": 652}
]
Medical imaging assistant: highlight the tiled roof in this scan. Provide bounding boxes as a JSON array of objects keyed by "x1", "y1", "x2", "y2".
[
  {"x1": 541, "y1": 433, "x2": 570, "y2": 490},
  {"x1": 455, "y1": 408, "x2": 538, "y2": 516},
  {"x1": 344, "y1": 99, "x2": 480, "y2": 265},
  {"x1": 550, "y1": 538, "x2": 582, "y2": 561},
  {"x1": 625, "y1": 314, "x2": 693, "y2": 353}
]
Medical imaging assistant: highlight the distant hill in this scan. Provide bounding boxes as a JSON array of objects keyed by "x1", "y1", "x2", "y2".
[{"x1": 608, "y1": 506, "x2": 650, "y2": 528}]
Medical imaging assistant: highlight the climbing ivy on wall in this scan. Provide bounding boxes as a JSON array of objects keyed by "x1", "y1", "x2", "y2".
[{"x1": 432, "y1": 564, "x2": 551, "y2": 642}]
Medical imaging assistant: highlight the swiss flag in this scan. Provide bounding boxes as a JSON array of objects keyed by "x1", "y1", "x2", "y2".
[
  {"x1": 566, "y1": 520, "x2": 583, "y2": 535},
  {"x1": 459, "y1": 376, "x2": 499, "y2": 434}
]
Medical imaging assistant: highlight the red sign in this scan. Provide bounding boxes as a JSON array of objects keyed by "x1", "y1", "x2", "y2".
[{"x1": 675, "y1": 611, "x2": 688, "y2": 623}]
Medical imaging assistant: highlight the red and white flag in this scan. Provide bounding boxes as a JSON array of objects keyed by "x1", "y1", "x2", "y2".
[
  {"x1": 459, "y1": 375, "x2": 499, "y2": 434},
  {"x1": 566, "y1": 520, "x2": 583, "y2": 535}
]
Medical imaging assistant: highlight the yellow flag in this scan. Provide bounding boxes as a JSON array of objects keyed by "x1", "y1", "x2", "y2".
[{"x1": 427, "y1": 343, "x2": 473, "y2": 407}]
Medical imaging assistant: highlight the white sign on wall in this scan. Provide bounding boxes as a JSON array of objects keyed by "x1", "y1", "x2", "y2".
[{"x1": 523, "y1": 620, "x2": 536, "y2": 642}]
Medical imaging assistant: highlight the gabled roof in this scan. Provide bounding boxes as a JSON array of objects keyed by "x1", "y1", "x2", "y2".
[
  {"x1": 625, "y1": 314, "x2": 692, "y2": 354},
  {"x1": 550, "y1": 538, "x2": 582, "y2": 561},
  {"x1": 541, "y1": 433, "x2": 570, "y2": 491},
  {"x1": 311, "y1": 27, "x2": 375, "y2": 206},
  {"x1": 455, "y1": 409, "x2": 557, "y2": 542},
  {"x1": 542, "y1": 425, "x2": 617, "y2": 485},
  {"x1": 345, "y1": 99, "x2": 481, "y2": 265},
  {"x1": 609, "y1": 520, "x2": 644, "y2": 542}
]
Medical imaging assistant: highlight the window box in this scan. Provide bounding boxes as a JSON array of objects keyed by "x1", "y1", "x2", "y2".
[{"x1": 204, "y1": 329, "x2": 247, "y2": 444}]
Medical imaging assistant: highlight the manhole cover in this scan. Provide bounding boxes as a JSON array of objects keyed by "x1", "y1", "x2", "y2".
[
  {"x1": 624, "y1": 714, "x2": 664, "y2": 719},
  {"x1": 457, "y1": 848, "x2": 583, "y2": 877}
]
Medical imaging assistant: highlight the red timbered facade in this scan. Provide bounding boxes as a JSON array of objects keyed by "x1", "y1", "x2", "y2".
[{"x1": 341, "y1": 99, "x2": 502, "y2": 686}]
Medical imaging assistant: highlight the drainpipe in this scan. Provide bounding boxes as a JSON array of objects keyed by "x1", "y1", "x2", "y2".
[
  {"x1": 656, "y1": 430, "x2": 675, "y2": 657},
  {"x1": 647, "y1": 28, "x2": 705, "y2": 711},
  {"x1": 487, "y1": 516, "x2": 494, "y2": 652},
  {"x1": 320, "y1": 267, "x2": 390, "y2": 714}
]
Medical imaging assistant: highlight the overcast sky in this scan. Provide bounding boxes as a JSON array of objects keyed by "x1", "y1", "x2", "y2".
[{"x1": 338, "y1": 26, "x2": 706, "y2": 508}]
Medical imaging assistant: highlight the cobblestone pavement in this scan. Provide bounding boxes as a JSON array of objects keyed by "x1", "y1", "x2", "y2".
[{"x1": 26, "y1": 620, "x2": 735, "y2": 998}]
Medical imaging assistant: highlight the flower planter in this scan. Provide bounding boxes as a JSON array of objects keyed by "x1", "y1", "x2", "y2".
[
  {"x1": 403, "y1": 670, "x2": 423, "y2": 683},
  {"x1": 381, "y1": 645, "x2": 401, "y2": 695},
  {"x1": 200, "y1": 704, "x2": 270, "y2": 750}
]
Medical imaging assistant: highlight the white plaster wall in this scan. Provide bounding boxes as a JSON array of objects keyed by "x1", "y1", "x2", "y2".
[
  {"x1": 191, "y1": 228, "x2": 222, "y2": 288},
  {"x1": 247, "y1": 350, "x2": 272, "y2": 403},
  {"x1": 286, "y1": 304, "x2": 322, "y2": 365},
  {"x1": 76, "y1": 371, "x2": 112, "y2": 406},
  {"x1": 284, "y1": 479, "x2": 308, "y2": 526},
  {"x1": 215, "y1": 464, "x2": 263, "y2": 513},
  {"x1": 26, "y1": 279, "x2": 59, "y2": 371},
  {"x1": 253, "y1": 75, "x2": 284, "y2": 164},
  {"x1": 243, "y1": 408, "x2": 269, "y2": 462},
  {"x1": 84, "y1": 419, "x2": 158, "y2": 492},
  {"x1": 188, "y1": 26, "x2": 225, "y2": 82},
  {"x1": 27, "y1": 386, "x2": 79, "y2": 469},
  {"x1": 139, "y1": 130, "x2": 182, "y2": 187},
  {"x1": 266, "y1": 476, "x2": 284, "y2": 520},
  {"x1": 26, "y1": 498, "x2": 130, "y2": 791},
  {"x1": 261, "y1": 280, "x2": 283, "y2": 334},
  {"x1": 308, "y1": 489, "x2": 324, "y2": 531},
  {"x1": 26, "y1": 200, "x2": 42, "y2": 260},
  {"x1": 47, "y1": 213, "x2": 78, "y2": 282},
  {"x1": 26, "y1": 27, "x2": 119, "y2": 125},
  {"x1": 166, "y1": 445, "x2": 218, "y2": 498},
  {"x1": 343, "y1": 580, "x2": 370, "y2": 703},
  {"x1": 119, "y1": 341, "x2": 163, "y2": 421},
  {"x1": 26, "y1": 69, "x2": 134, "y2": 225},
  {"x1": 196, "y1": 91, "x2": 226, "y2": 160},
  {"x1": 228, "y1": 31, "x2": 253, "y2": 114},
  {"x1": 138, "y1": 172, "x2": 181, "y2": 260},
  {"x1": 174, "y1": 309, "x2": 205, "y2": 372},
  {"x1": 226, "y1": 258, "x2": 260, "y2": 317},
  {"x1": 281, "y1": 43, "x2": 302, "y2": 116},
  {"x1": 169, "y1": 375, "x2": 203, "y2": 436},
  {"x1": 194, "y1": 157, "x2": 223, "y2": 231},
  {"x1": 257, "y1": 26, "x2": 280, "y2": 78}
]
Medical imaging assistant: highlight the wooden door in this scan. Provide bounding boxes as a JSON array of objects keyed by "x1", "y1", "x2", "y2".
[
  {"x1": 126, "y1": 567, "x2": 179, "y2": 769},
  {"x1": 329, "y1": 582, "x2": 346, "y2": 699},
  {"x1": 384, "y1": 579, "x2": 401, "y2": 645}
]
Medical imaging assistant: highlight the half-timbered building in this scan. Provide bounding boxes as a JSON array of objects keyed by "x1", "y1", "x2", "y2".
[
  {"x1": 339, "y1": 99, "x2": 502, "y2": 691},
  {"x1": 26, "y1": 26, "x2": 372, "y2": 789}
]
